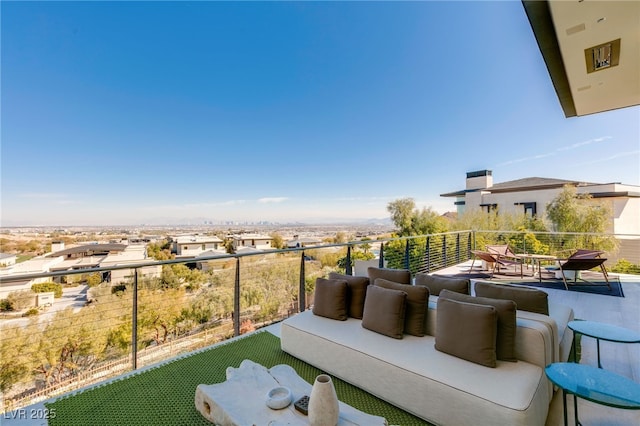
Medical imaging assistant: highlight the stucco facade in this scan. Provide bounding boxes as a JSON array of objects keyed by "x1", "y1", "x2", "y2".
[{"x1": 442, "y1": 170, "x2": 640, "y2": 235}]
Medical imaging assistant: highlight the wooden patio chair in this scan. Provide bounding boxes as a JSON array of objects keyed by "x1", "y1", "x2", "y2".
[
  {"x1": 556, "y1": 249, "x2": 610, "y2": 290},
  {"x1": 470, "y1": 250, "x2": 523, "y2": 278}
]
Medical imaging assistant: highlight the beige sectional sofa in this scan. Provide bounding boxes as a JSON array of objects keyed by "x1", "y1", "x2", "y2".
[{"x1": 280, "y1": 279, "x2": 574, "y2": 426}]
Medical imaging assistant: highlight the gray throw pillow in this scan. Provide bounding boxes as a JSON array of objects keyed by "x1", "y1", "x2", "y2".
[
  {"x1": 312, "y1": 278, "x2": 348, "y2": 320},
  {"x1": 375, "y1": 278, "x2": 429, "y2": 337},
  {"x1": 474, "y1": 282, "x2": 549, "y2": 315},
  {"x1": 435, "y1": 297, "x2": 498, "y2": 368},
  {"x1": 439, "y1": 289, "x2": 517, "y2": 362},
  {"x1": 367, "y1": 267, "x2": 411, "y2": 285},
  {"x1": 361, "y1": 285, "x2": 407, "y2": 339},
  {"x1": 328, "y1": 272, "x2": 370, "y2": 319},
  {"x1": 414, "y1": 273, "x2": 470, "y2": 295}
]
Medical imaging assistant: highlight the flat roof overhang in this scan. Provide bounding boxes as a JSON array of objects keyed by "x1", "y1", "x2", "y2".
[{"x1": 522, "y1": 0, "x2": 640, "y2": 117}]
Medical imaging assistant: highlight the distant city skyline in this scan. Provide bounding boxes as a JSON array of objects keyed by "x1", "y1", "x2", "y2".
[{"x1": 2, "y1": 1, "x2": 639, "y2": 227}]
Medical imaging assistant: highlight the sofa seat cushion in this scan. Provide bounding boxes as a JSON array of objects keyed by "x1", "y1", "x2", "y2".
[{"x1": 281, "y1": 310, "x2": 549, "y2": 425}]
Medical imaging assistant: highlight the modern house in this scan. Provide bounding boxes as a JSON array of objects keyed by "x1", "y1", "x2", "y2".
[
  {"x1": 0, "y1": 242, "x2": 161, "y2": 298},
  {"x1": 0, "y1": 253, "x2": 17, "y2": 267},
  {"x1": 229, "y1": 233, "x2": 273, "y2": 251},
  {"x1": 171, "y1": 235, "x2": 225, "y2": 258},
  {"x1": 441, "y1": 170, "x2": 640, "y2": 235},
  {"x1": 286, "y1": 235, "x2": 324, "y2": 249}
]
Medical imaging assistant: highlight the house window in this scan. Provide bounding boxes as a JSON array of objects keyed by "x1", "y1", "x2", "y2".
[
  {"x1": 202, "y1": 244, "x2": 206, "y2": 251},
  {"x1": 480, "y1": 203, "x2": 497, "y2": 213},
  {"x1": 515, "y1": 202, "x2": 537, "y2": 217}
]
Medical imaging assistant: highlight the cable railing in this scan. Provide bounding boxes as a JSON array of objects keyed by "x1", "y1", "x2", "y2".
[{"x1": 1, "y1": 230, "x2": 638, "y2": 412}]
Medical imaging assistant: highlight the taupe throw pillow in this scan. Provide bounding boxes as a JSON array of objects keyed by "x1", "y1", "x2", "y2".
[
  {"x1": 312, "y1": 278, "x2": 348, "y2": 320},
  {"x1": 328, "y1": 272, "x2": 370, "y2": 319},
  {"x1": 435, "y1": 297, "x2": 498, "y2": 368},
  {"x1": 439, "y1": 289, "x2": 517, "y2": 362},
  {"x1": 361, "y1": 285, "x2": 407, "y2": 339},
  {"x1": 375, "y1": 278, "x2": 429, "y2": 337},
  {"x1": 367, "y1": 267, "x2": 411, "y2": 285},
  {"x1": 414, "y1": 273, "x2": 470, "y2": 295},
  {"x1": 474, "y1": 282, "x2": 549, "y2": 315}
]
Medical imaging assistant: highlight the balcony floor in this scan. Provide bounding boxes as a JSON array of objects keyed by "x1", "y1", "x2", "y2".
[{"x1": 4, "y1": 262, "x2": 639, "y2": 425}]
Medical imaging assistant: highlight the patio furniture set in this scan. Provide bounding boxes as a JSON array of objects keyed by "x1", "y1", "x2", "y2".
[
  {"x1": 198, "y1": 265, "x2": 638, "y2": 425},
  {"x1": 470, "y1": 245, "x2": 611, "y2": 290},
  {"x1": 280, "y1": 268, "x2": 575, "y2": 425}
]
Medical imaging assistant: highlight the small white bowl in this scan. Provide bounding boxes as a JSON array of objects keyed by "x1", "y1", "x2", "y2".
[{"x1": 266, "y1": 386, "x2": 293, "y2": 410}]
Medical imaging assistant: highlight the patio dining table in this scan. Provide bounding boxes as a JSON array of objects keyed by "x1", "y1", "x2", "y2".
[{"x1": 515, "y1": 253, "x2": 558, "y2": 282}]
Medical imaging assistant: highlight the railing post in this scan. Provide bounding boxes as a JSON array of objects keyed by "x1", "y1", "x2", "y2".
[
  {"x1": 456, "y1": 233, "x2": 461, "y2": 264},
  {"x1": 442, "y1": 235, "x2": 447, "y2": 268},
  {"x1": 378, "y1": 243, "x2": 385, "y2": 268},
  {"x1": 467, "y1": 232, "x2": 472, "y2": 260},
  {"x1": 345, "y1": 245, "x2": 353, "y2": 275},
  {"x1": 234, "y1": 258, "x2": 240, "y2": 337},
  {"x1": 404, "y1": 240, "x2": 410, "y2": 271},
  {"x1": 131, "y1": 267, "x2": 138, "y2": 370},
  {"x1": 425, "y1": 236, "x2": 431, "y2": 274},
  {"x1": 299, "y1": 251, "x2": 306, "y2": 312}
]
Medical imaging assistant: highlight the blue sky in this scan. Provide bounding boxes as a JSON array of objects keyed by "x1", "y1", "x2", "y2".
[{"x1": 2, "y1": 1, "x2": 639, "y2": 227}]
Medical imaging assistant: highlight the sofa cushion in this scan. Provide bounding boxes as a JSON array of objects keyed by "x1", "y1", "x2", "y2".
[
  {"x1": 375, "y1": 278, "x2": 429, "y2": 337},
  {"x1": 367, "y1": 267, "x2": 411, "y2": 285},
  {"x1": 361, "y1": 285, "x2": 407, "y2": 339},
  {"x1": 415, "y1": 273, "x2": 470, "y2": 295},
  {"x1": 435, "y1": 297, "x2": 498, "y2": 368},
  {"x1": 439, "y1": 289, "x2": 517, "y2": 362},
  {"x1": 312, "y1": 278, "x2": 348, "y2": 320},
  {"x1": 475, "y1": 282, "x2": 549, "y2": 315},
  {"x1": 328, "y1": 272, "x2": 370, "y2": 319}
]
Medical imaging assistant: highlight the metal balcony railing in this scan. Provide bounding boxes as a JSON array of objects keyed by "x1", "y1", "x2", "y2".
[{"x1": 0, "y1": 230, "x2": 638, "y2": 412}]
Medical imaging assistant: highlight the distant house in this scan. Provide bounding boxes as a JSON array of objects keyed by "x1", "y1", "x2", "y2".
[
  {"x1": 229, "y1": 234, "x2": 273, "y2": 251},
  {"x1": 441, "y1": 170, "x2": 640, "y2": 235},
  {"x1": 0, "y1": 253, "x2": 17, "y2": 267},
  {"x1": 286, "y1": 236, "x2": 324, "y2": 248},
  {"x1": 0, "y1": 256, "x2": 64, "y2": 299},
  {"x1": 0, "y1": 242, "x2": 161, "y2": 298},
  {"x1": 171, "y1": 235, "x2": 225, "y2": 258}
]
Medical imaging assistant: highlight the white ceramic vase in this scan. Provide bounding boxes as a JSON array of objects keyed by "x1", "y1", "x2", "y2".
[{"x1": 308, "y1": 374, "x2": 339, "y2": 426}]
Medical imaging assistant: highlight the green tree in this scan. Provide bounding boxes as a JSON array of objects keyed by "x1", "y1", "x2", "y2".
[
  {"x1": 546, "y1": 185, "x2": 610, "y2": 233},
  {"x1": 387, "y1": 198, "x2": 448, "y2": 236},
  {"x1": 147, "y1": 240, "x2": 174, "y2": 260},
  {"x1": 31, "y1": 282, "x2": 63, "y2": 298},
  {"x1": 270, "y1": 232, "x2": 285, "y2": 249},
  {"x1": 546, "y1": 185, "x2": 615, "y2": 253}
]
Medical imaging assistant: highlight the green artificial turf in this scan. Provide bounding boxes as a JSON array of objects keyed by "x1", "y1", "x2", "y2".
[{"x1": 46, "y1": 331, "x2": 428, "y2": 425}]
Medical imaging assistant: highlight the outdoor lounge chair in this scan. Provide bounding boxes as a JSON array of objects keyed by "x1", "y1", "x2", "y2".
[
  {"x1": 470, "y1": 250, "x2": 523, "y2": 278},
  {"x1": 556, "y1": 249, "x2": 610, "y2": 291},
  {"x1": 486, "y1": 244, "x2": 520, "y2": 260}
]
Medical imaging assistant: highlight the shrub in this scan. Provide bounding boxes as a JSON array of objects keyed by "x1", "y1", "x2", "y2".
[
  {"x1": 610, "y1": 259, "x2": 640, "y2": 274},
  {"x1": 6, "y1": 290, "x2": 35, "y2": 310},
  {"x1": 31, "y1": 282, "x2": 63, "y2": 298},
  {"x1": 23, "y1": 308, "x2": 39, "y2": 317},
  {"x1": 0, "y1": 299, "x2": 13, "y2": 312}
]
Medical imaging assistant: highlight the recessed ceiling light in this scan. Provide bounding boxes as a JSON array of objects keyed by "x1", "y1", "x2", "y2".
[{"x1": 584, "y1": 39, "x2": 621, "y2": 73}]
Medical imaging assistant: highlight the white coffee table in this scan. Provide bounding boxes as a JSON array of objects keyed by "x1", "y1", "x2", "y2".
[{"x1": 195, "y1": 359, "x2": 388, "y2": 425}]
